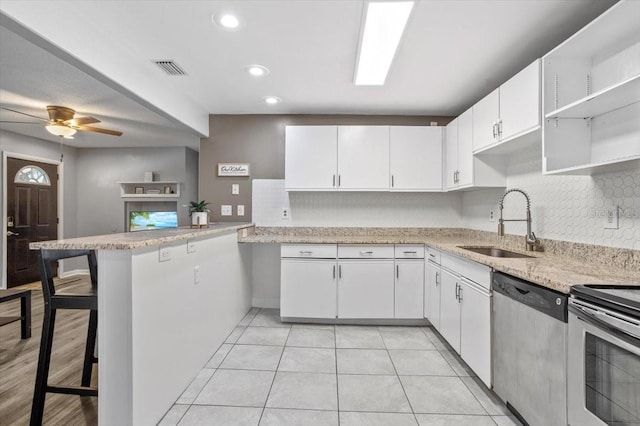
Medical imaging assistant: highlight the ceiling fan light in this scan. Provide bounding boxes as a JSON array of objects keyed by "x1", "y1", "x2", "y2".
[{"x1": 46, "y1": 124, "x2": 77, "y2": 137}]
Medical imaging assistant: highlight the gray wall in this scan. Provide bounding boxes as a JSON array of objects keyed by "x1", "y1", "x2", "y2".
[
  {"x1": 76, "y1": 147, "x2": 199, "y2": 236},
  {"x1": 200, "y1": 115, "x2": 453, "y2": 222},
  {"x1": 0, "y1": 130, "x2": 79, "y2": 286}
]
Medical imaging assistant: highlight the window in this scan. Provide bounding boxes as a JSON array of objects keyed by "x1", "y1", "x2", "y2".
[{"x1": 14, "y1": 165, "x2": 51, "y2": 186}]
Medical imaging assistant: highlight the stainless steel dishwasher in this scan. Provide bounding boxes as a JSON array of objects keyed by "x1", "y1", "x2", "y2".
[{"x1": 492, "y1": 272, "x2": 568, "y2": 426}]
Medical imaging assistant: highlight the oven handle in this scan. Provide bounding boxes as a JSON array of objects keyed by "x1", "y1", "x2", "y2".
[{"x1": 569, "y1": 304, "x2": 640, "y2": 347}]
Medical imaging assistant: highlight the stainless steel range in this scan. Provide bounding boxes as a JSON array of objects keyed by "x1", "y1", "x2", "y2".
[{"x1": 568, "y1": 285, "x2": 640, "y2": 426}]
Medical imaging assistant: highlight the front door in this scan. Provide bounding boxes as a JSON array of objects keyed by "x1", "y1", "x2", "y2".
[{"x1": 7, "y1": 158, "x2": 58, "y2": 288}]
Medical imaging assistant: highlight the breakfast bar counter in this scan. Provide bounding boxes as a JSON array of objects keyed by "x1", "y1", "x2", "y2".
[{"x1": 31, "y1": 223, "x2": 253, "y2": 426}]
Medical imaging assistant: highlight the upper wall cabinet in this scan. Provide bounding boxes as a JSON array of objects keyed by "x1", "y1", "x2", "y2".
[
  {"x1": 285, "y1": 125, "x2": 444, "y2": 192},
  {"x1": 285, "y1": 126, "x2": 338, "y2": 190},
  {"x1": 473, "y1": 59, "x2": 541, "y2": 155},
  {"x1": 446, "y1": 109, "x2": 505, "y2": 191},
  {"x1": 338, "y1": 126, "x2": 389, "y2": 191},
  {"x1": 390, "y1": 126, "x2": 443, "y2": 191},
  {"x1": 542, "y1": 0, "x2": 640, "y2": 175}
]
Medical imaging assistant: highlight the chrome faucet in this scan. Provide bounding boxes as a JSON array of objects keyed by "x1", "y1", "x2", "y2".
[{"x1": 498, "y1": 188, "x2": 542, "y2": 252}]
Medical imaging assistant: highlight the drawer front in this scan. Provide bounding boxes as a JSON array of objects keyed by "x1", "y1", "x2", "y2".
[
  {"x1": 338, "y1": 245, "x2": 394, "y2": 259},
  {"x1": 281, "y1": 244, "x2": 337, "y2": 259},
  {"x1": 426, "y1": 247, "x2": 441, "y2": 264},
  {"x1": 395, "y1": 245, "x2": 425, "y2": 259},
  {"x1": 441, "y1": 252, "x2": 491, "y2": 290}
]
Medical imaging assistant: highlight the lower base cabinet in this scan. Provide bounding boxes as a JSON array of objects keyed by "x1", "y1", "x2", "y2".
[
  {"x1": 425, "y1": 260, "x2": 441, "y2": 330},
  {"x1": 338, "y1": 260, "x2": 394, "y2": 319},
  {"x1": 281, "y1": 259, "x2": 337, "y2": 319},
  {"x1": 439, "y1": 268, "x2": 461, "y2": 353},
  {"x1": 459, "y1": 279, "x2": 491, "y2": 386},
  {"x1": 395, "y1": 260, "x2": 424, "y2": 319}
]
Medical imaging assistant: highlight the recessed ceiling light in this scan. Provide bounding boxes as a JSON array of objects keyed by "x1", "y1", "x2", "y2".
[
  {"x1": 212, "y1": 13, "x2": 241, "y2": 30},
  {"x1": 247, "y1": 65, "x2": 270, "y2": 77},
  {"x1": 263, "y1": 96, "x2": 282, "y2": 105},
  {"x1": 354, "y1": 1, "x2": 414, "y2": 85}
]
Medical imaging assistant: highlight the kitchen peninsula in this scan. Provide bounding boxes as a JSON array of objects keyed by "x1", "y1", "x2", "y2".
[{"x1": 30, "y1": 223, "x2": 253, "y2": 426}]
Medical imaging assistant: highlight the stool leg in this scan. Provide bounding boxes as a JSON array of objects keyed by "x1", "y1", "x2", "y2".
[
  {"x1": 21, "y1": 292, "x2": 32, "y2": 339},
  {"x1": 81, "y1": 310, "x2": 98, "y2": 387},
  {"x1": 31, "y1": 308, "x2": 56, "y2": 426}
]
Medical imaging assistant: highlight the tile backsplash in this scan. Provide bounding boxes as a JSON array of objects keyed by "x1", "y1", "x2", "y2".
[{"x1": 252, "y1": 147, "x2": 639, "y2": 249}]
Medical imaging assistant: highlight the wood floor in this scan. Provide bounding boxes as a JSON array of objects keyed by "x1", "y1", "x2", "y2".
[{"x1": 0, "y1": 277, "x2": 98, "y2": 426}]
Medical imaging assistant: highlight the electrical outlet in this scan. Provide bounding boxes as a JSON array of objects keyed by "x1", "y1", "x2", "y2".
[
  {"x1": 159, "y1": 246, "x2": 171, "y2": 262},
  {"x1": 604, "y1": 206, "x2": 619, "y2": 229},
  {"x1": 489, "y1": 210, "x2": 495, "y2": 222},
  {"x1": 237, "y1": 205, "x2": 245, "y2": 216},
  {"x1": 232, "y1": 184, "x2": 239, "y2": 195},
  {"x1": 281, "y1": 207, "x2": 289, "y2": 220},
  {"x1": 241, "y1": 228, "x2": 248, "y2": 238},
  {"x1": 194, "y1": 265, "x2": 200, "y2": 284},
  {"x1": 221, "y1": 205, "x2": 232, "y2": 216},
  {"x1": 187, "y1": 240, "x2": 196, "y2": 253}
]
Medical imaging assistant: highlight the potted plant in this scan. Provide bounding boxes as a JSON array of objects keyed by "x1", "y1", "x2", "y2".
[{"x1": 188, "y1": 200, "x2": 211, "y2": 226}]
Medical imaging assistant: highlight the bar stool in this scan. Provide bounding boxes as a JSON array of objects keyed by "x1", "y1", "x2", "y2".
[{"x1": 30, "y1": 249, "x2": 98, "y2": 426}]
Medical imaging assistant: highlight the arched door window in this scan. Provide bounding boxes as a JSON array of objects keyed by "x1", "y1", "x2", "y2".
[{"x1": 14, "y1": 165, "x2": 51, "y2": 186}]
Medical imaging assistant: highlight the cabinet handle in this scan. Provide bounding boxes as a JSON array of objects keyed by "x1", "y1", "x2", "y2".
[
  {"x1": 333, "y1": 174, "x2": 336, "y2": 187},
  {"x1": 299, "y1": 250, "x2": 313, "y2": 256},
  {"x1": 403, "y1": 251, "x2": 417, "y2": 255},
  {"x1": 492, "y1": 122, "x2": 497, "y2": 139},
  {"x1": 458, "y1": 286, "x2": 463, "y2": 303},
  {"x1": 338, "y1": 175, "x2": 341, "y2": 187},
  {"x1": 498, "y1": 119, "x2": 503, "y2": 137},
  {"x1": 455, "y1": 282, "x2": 460, "y2": 300},
  {"x1": 429, "y1": 253, "x2": 436, "y2": 258},
  {"x1": 391, "y1": 175, "x2": 395, "y2": 188},
  {"x1": 435, "y1": 271, "x2": 440, "y2": 286},
  {"x1": 339, "y1": 265, "x2": 342, "y2": 278},
  {"x1": 359, "y1": 251, "x2": 373, "y2": 256},
  {"x1": 396, "y1": 264, "x2": 399, "y2": 279},
  {"x1": 333, "y1": 265, "x2": 336, "y2": 279}
]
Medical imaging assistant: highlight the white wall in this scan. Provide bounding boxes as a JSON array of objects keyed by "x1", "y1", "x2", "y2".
[{"x1": 462, "y1": 145, "x2": 640, "y2": 250}]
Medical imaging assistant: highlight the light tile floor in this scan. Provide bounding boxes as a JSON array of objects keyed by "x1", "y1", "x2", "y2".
[{"x1": 159, "y1": 308, "x2": 523, "y2": 426}]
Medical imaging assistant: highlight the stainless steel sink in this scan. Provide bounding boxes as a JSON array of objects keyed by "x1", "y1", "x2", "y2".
[{"x1": 457, "y1": 246, "x2": 534, "y2": 259}]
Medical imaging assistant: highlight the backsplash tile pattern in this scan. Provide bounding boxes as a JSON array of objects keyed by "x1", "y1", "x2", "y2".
[{"x1": 463, "y1": 146, "x2": 640, "y2": 250}]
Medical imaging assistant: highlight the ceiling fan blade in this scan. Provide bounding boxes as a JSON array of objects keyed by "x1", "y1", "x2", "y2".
[
  {"x1": 0, "y1": 106, "x2": 49, "y2": 122},
  {"x1": 76, "y1": 125, "x2": 123, "y2": 136},
  {"x1": 65, "y1": 116, "x2": 100, "y2": 126},
  {"x1": 0, "y1": 120, "x2": 43, "y2": 124}
]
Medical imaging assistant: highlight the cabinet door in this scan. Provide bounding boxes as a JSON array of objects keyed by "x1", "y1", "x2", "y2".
[
  {"x1": 472, "y1": 88, "x2": 500, "y2": 152},
  {"x1": 285, "y1": 126, "x2": 337, "y2": 190},
  {"x1": 445, "y1": 119, "x2": 458, "y2": 190},
  {"x1": 459, "y1": 280, "x2": 491, "y2": 387},
  {"x1": 425, "y1": 261, "x2": 441, "y2": 330},
  {"x1": 390, "y1": 126, "x2": 443, "y2": 191},
  {"x1": 338, "y1": 260, "x2": 394, "y2": 318},
  {"x1": 439, "y1": 268, "x2": 461, "y2": 353},
  {"x1": 499, "y1": 59, "x2": 540, "y2": 141},
  {"x1": 281, "y1": 259, "x2": 337, "y2": 318},
  {"x1": 456, "y1": 109, "x2": 474, "y2": 187},
  {"x1": 394, "y1": 260, "x2": 424, "y2": 319},
  {"x1": 337, "y1": 126, "x2": 390, "y2": 190}
]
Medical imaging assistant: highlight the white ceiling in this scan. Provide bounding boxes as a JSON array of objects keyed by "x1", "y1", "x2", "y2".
[{"x1": 0, "y1": 0, "x2": 617, "y2": 148}]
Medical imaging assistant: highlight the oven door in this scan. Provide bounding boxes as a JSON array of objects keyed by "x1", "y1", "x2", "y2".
[{"x1": 568, "y1": 299, "x2": 640, "y2": 426}]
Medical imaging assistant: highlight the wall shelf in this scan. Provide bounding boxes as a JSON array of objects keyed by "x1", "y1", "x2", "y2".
[{"x1": 118, "y1": 181, "x2": 180, "y2": 198}]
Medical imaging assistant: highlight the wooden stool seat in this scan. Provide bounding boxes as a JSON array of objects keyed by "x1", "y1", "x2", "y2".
[{"x1": 30, "y1": 249, "x2": 98, "y2": 426}]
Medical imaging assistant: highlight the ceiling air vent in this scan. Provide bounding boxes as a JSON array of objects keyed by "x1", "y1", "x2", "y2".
[{"x1": 153, "y1": 60, "x2": 188, "y2": 76}]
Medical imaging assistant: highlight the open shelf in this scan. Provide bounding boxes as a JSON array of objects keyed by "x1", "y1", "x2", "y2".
[
  {"x1": 545, "y1": 74, "x2": 640, "y2": 119},
  {"x1": 118, "y1": 181, "x2": 180, "y2": 198},
  {"x1": 474, "y1": 126, "x2": 540, "y2": 156},
  {"x1": 544, "y1": 156, "x2": 640, "y2": 176}
]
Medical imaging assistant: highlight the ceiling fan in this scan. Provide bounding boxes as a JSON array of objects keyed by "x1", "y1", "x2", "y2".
[{"x1": 0, "y1": 105, "x2": 123, "y2": 137}]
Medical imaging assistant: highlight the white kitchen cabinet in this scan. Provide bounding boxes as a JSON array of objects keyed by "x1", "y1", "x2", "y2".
[
  {"x1": 542, "y1": 1, "x2": 640, "y2": 175},
  {"x1": 459, "y1": 278, "x2": 492, "y2": 386},
  {"x1": 438, "y1": 268, "x2": 461, "y2": 353},
  {"x1": 445, "y1": 109, "x2": 504, "y2": 191},
  {"x1": 395, "y1": 260, "x2": 424, "y2": 319},
  {"x1": 338, "y1": 260, "x2": 394, "y2": 319},
  {"x1": 337, "y1": 126, "x2": 389, "y2": 190},
  {"x1": 472, "y1": 60, "x2": 541, "y2": 155},
  {"x1": 425, "y1": 258, "x2": 441, "y2": 330},
  {"x1": 285, "y1": 126, "x2": 337, "y2": 190},
  {"x1": 390, "y1": 126, "x2": 443, "y2": 191},
  {"x1": 281, "y1": 259, "x2": 337, "y2": 319}
]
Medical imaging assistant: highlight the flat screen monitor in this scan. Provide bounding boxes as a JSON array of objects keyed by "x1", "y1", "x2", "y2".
[{"x1": 129, "y1": 211, "x2": 178, "y2": 232}]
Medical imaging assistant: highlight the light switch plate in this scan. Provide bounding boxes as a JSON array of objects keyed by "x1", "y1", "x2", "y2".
[
  {"x1": 187, "y1": 240, "x2": 196, "y2": 253},
  {"x1": 159, "y1": 246, "x2": 171, "y2": 262},
  {"x1": 221, "y1": 205, "x2": 232, "y2": 216},
  {"x1": 237, "y1": 205, "x2": 245, "y2": 216},
  {"x1": 232, "y1": 184, "x2": 239, "y2": 195}
]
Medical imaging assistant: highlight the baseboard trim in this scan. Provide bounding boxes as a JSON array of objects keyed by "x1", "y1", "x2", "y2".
[
  {"x1": 281, "y1": 317, "x2": 429, "y2": 326},
  {"x1": 252, "y1": 297, "x2": 280, "y2": 309}
]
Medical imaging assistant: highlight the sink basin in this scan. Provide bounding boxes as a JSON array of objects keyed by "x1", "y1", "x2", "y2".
[{"x1": 457, "y1": 246, "x2": 534, "y2": 259}]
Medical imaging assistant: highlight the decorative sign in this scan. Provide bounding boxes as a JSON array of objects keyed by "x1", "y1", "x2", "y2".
[{"x1": 218, "y1": 163, "x2": 250, "y2": 177}]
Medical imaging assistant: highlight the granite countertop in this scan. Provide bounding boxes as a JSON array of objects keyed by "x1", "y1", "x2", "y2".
[
  {"x1": 30, "y1": 223, "x2": 253, "y2": 250},
  {"x1": 239, "y1": 226, "x2": 640, "y2": 294}
]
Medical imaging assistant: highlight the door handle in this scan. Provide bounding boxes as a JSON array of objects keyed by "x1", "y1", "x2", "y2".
[{"x1": 7, "y1": 231, "x2": 20, "y2": 237}]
